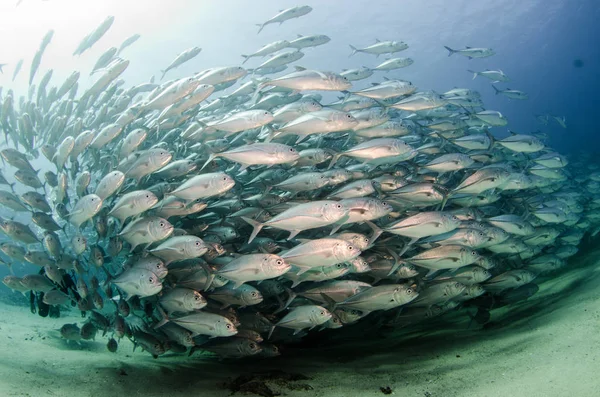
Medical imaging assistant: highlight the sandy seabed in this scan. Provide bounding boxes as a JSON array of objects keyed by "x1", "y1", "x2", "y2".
[{"x1": 1, "y1": 248, "x2": 600, "y2": 397}]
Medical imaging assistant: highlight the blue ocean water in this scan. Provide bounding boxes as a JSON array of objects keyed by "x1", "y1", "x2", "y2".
[{"x1": 1, "y1": 0, "x2": 598, "y2": 156}]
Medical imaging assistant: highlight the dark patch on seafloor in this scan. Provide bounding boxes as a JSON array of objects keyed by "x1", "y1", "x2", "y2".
[{"x1": 223, "y1": 370, "x2": 312, "y2": 396}]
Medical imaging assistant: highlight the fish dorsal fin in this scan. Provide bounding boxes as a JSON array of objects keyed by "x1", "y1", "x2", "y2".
[
  {"x1": 383, "y1": 76, "x2": 390, "y2": 81},
  {"x1": 297, "y1": 34, "x2": 303, "y2": 38},
  {"x1": 466, "y1": 46, "x2": 472, "y2": 48},
  {"x1": 375, "y1": 38, "x2": 381, "y2": 43},
  {"x1": 370, "y1": 82, "x2": 380, "y2": 86},
  {"x1": 294, "y1": 66, "x2": 307, "y2": 71}
]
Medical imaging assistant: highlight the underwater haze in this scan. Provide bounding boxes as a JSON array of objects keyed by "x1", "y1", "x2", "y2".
[
  {"x1": 1, "y1": 1, "x2": 600, "y2": 396},
  {"x1": 1, "y1": 0, "x2": 599, "y2": 152}
]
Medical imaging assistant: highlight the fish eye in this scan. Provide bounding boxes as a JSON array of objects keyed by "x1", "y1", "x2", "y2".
[
  {"x1": 348, "y1": 246, "x2": 353, "y2": 250},
  {"x1": 336, "y1": 204, "x2": 342, "y2": 209},
  {"x1": 249, "y1": 342, "x2": 256, "y2": 348},
  {"x1": 320, "y1": 310, "x2": 326, "y2": 315},
  {"x1": 251, "y1": 292, "x2": 257, "y2": 297},
  {"x1": 226, "y1": 324, "x2": 232, "y2": 329},
  {"x1": 472, "y1": 251, "x2": 476, "y2": 255},
  {"x1": 195, "y1": 241, "x2": 200, "y2": 246},
  {"x1": 407, "y1": 288, "x2": 413, "y2": 294},
  {"x1": 276, "y1": 260, "x2": 283, "y2": 265},
  {"x1": 289, "y1": 148, "x2": 294, "y2": 152},
  {"x1": 159, "y1": 222, "x2": 165, "y2": 227},
  {"x1": 148, "y1": 277, "x2": 153, "y2": 283}
]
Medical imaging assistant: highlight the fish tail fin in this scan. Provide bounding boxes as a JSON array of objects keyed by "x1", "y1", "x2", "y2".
[
  {"x1": 241, "y1": 55, "x2": 249, "y2": 64},
  {"x1": 444, "y1": 46, "x2": 456, "y2": 56},
  {"x1": 241, "y1": 216, "x2": 264, "y2": 244},
  {"x1": 160, "y1": 70, "x2": 166, "y2": 81},
  {"x1": 273, "y1": 287, "x2": 296, "y2": 314},
  {"x1": 348, "y1": 44, "x2": 358, "y2": 57},
  {"x1": 256, "y1": 24, "x2": 264, "y2": 34},
  {"x1": 267, "y1": 325, "x2": 275, "y2": 339},
  {"x1": 200, "y1": 153, "x2": 218, "y2": 171},
  {"x1": 319, "y1": 293, "x2": 338, "y2": 312},
  {"x1": 439, "y1": 192, "x2": 450, "y2": 211},
  {"x1": 365, "y1": 220, "x2": 383, "y2": 247},
  {"x1": 327, "y1": 152, "x2": 342, "y2": 170},
  {"x1": 153, "y1": 306, "x2": 169, "y2": 329},
  {"x1": 385, "y1": 247, "x2": 402, "y2": 276},
  {"x1": 251, "y1": 81, "x2": 267, "y2": 105},
  {"x1": 492, "y1": 85, "x2": 500, "y2": 95},
  {"x1": 467, "y1": 70, "x2": 477, "y2": 79}
]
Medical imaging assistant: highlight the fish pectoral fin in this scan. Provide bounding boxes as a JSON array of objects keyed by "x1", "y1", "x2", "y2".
[
  {"x1": 295, "y1": 266, "x2": 311, "y2": 275},
  {"x1": 233, "y1": 282, "x2": 245, "y2": 289},
  {"x1": 287, "y1": 229, "x2": 302, "y2": 240}
]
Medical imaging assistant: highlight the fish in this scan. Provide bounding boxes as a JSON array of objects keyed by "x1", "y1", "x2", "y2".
[
  {"x1": 73, "y1": 16, "x2": 115, "y2": 56},
  {"x1": 467, "y1": 69, "x2": 509, "y2": 83},
  {"x1": 12, "y1": 59, "x2": 23, "y2": 81},
  {"x1": 373, "y1": 57, "x2": 414, "y2": 71},
  {"x1": 256, "y1": 6, "x2": 313, "y2": 34},
  {"x1": 161, "y1": 47, "x2": 202, "y2": 80},
  {"x1": 148, "y1": 236, "x2": 209, "y2": 264},
  {"x1": 108, "y1": 190, "x2": 158, "y2": 222},
  {"x1": 69, "y1": 195, "x2": 103, "y2": 229},
  {"x1": 117, "y1": 34, "x2": 141, "y2": 56},
  {"x1": 280, "y1": 238, "x2": 360, "y2": 274},
  {"x1": 111, "y1": 267, "x2": 163, "y2": 298},
  {"x1": 162, "y1": 311, "x2": 237, "y2": 337},
  {"x1": 160, "y1": 288, "x2": 207, "y2": 315},
  {"x1": 118, "y1": 216, "x2": 174, "y2": 251},
  {"x1": 243, "y1": 200, "x2": 349, "y2": 242},
  {"x1": 349, "y1": 40, "x2": 409, "y2": 57},
  {"x1": 217, "y1": 253, "x2": 291, "y2": 288},
  {"x1": 444, "y1": 46, "x2": 495, "y2": 59},
  {"x1": 241, "y1": 40, "x2": 290, "y2": 63},
  {"x1": 492, "y1": 85, "x2": 529, "y2": 100},
  {"x1": 270, "y1": 305, "x2": 331, "y2": 336},
  {"x1": 287, "y1": 34, "x2": 330, "y2": 49}
]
